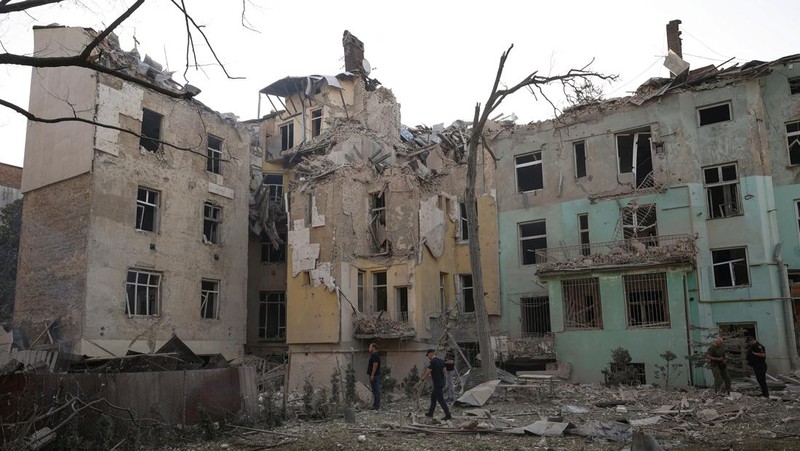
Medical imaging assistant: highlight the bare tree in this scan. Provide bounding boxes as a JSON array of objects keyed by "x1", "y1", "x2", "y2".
[{"x1": 465, "y1": 44, "x2": 615, "y2": 381}]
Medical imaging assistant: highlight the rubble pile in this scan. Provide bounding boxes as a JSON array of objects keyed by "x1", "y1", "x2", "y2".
[{"x1": 352, "y1": 311, "x2": 415, "y2": 338}]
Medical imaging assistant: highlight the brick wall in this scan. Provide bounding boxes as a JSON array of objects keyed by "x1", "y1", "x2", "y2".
[
  {"x1": 14, "y1": 173, "x2": 91, "y2": 350},
  {"x1": 0, "y1": 163, "x2": 22, "y2": 189}
]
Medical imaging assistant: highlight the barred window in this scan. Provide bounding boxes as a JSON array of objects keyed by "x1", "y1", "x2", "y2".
[
  {"x1": 563, "y1": 278, "x2": 602, "y2": 330},
  {"x1": 521, "y1": 297, "x2": 551, "y2": 337},
  {"x1": 624, "y1": 273, "x2": 669, "y2": 328}
]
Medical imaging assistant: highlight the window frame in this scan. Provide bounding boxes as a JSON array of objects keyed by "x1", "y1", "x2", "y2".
[
  {"x1": 514, "y1": 151, "x2": 544, "y2": 193},
  {"x1": 703, "y1": 162, "x2": 742, "y2": 219},
  {"x1": 615, "y1": 129, "x2": 653, "y2": 188},
  {"x1": 258, "y1": 290, "x2": 286, "y2": 340},
  {"x1": 623, "y1": 272, "x2": 670, "y2": 329},
  {"x1": 395, "y1": 286, "x2": 409, "y2": 322},
  {"x1": 373, "y1": 271, "x2": 388, "y2": 312},
  {"x1": 135, "y1": 187, "x2": 160, "y2": 233},
  {"x1": 125, "y1": 268, "x2": 161, "y2": 317},
  {"x1": 311, "y1": 108, "x2": 323, "y2": 137},
  {"x1": 697, "y1": 101, "x2": 732, "y2": 126},
  {"x1": 520, "y1": 296, "x2": 551, "y2": 337},
  {"x1": 562, "y1": 278, "x2": 603, "y2": 330},
  {"x1": 458, "y1": 274, "x2": 474, "y2": 313},
  {"x1": 200, "y1": 279, "x2": 220, "y2": 319},
  {"x1": 519, "y1": 219, "x2": 547, "y2": 266},
  {"x1": 578, "y1": 213, "x2": 590, "y2": 257},
  {"x1": 711, "y1": 247, "x2": 750, "y2": 288},
  {"x1": 203, "y1": 202, "x2": 223, "y2": 244},
  {"x1": 457, "y1": 201, "x2": 469, "y2": 242},
  {"x1": 139, "y1": 108, "x2": 162, "y2": 152},
  {"x1": 280, "y1": 122, "x2": 294, "y2": 151},
  {"x1": 786, "y1": 120, "x2": 800, "y2": 166},
  {"x1": 790, "y1": 77, "x2": 800, "y2": 95},
  {"x1": 573, "y1": 140, "x2": 587, "y2": 178},
  {"x1": 206, "y1": 135, "x2": 223, "y2": 175}
]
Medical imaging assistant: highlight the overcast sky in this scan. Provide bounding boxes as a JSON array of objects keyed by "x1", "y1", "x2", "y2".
[{"x1": 1, "y1": 0, "x2": 799, "y2": 167}]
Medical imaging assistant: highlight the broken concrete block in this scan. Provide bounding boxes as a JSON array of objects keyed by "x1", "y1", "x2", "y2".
[
  {"x1": 456, "y1": 380, "x2": 500, "y2": 407},
  {"x1": 561, "y1": 405, "x2": 590, "y2": 414},
  {"x1": 522, "y1": 420, "x2": 573, "y2": 436},
  {"x1": 628, "y1": 415, "x2": 662, "y2": 426},
  {"x1": 695, "y1": 408, "x2": 720, "y2": 422},
  {"x1": 355, "y1": 381, "x2": 373, "y2": 406}
]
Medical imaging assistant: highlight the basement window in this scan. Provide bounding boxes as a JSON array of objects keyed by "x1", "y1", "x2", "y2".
[
  {"x1": 563, "y1": 278, "x2": 602, "y2": 330},
  {"x1": 616, "y1": 129, "x2": 654, "y2": 188},
  {"x1": 515, "y1": 151, "x2": 543, "y2": 192},
  {"x1": 135, "y1": 187, "x2": 159, "y2": 232},
  {"x1": 789, "y1": 77, "x2": 800, "y2": 95},
  {"x1": 370, "y1": 192, "x2": 387, "y2": 253},
  {"x1": 258, "y1": 291, "x2": 286, "y2": 340},
  {"x1": 622, "y1": 203, "x2": 659, "y2": 246},
  {"x1": 578, "y1": 213, "x2": 590, "y2": 257},
  {"x1": 458, "y1": 274, "x2": 474, "y2": 313},
  {"x1": 206, "y1": 135, "x2": 223, "y2": 174},
  {"x1": 521, "y1": 296, "x2": 551, "y2": 337},
  {"x1": 139, "y1": 109, "x2": 162, "y2": 152},
  {"x1": 519, "y1": 220, "x2": 547, "y2": 265},
  {"x1": 396, "y1": 286, "x2": 409, "y2": 322},
  {"x1": 786, "y1": 121, "x2": 800, "y2": 165},
  {"x1": 200, "y1": 279, "x2": 220, "y2": 319},
  {"x1": 712, "y1": 247, "x2": 750, "y2": 288},
  {"x1": 280, "y1": 122, "x2": 294, "y2": 151},
  {"x1": 203, "y1": 202, "x2": 222, "y2": 244},
  {"x1": 574, "y1": 141, "x2": 587, "y2": 178},
  {"x1": 126, "y1": 269, "x2": 161, "y2": 316},
  {"x1": 698, "y1": 102, "x2": 732, "y2": 126},
  {"x1": 311, "y1": 109, "x2": 323, "y2": 137},
  {"x1": 373, "y1": 271, "x2": 388, "y2": 312},
  {"x1": 624, "y1": 273, "x2": 669, "y2": 328},
  {"x1": 704, "y1": 163, "x2": 741, "y2": 218}
]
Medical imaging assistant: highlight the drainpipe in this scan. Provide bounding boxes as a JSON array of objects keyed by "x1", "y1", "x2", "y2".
[{"x1": 773, "y1": 243, "x2": 799, "y2": 370}]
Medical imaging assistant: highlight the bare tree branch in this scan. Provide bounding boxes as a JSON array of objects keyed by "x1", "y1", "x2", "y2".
[
  {"x1": 240, "y1": 0, "x2": 260, "y2": 33},
  {"x1": 79, "y1": 0, "x2": 145, "y2": 62},
  {"x1": 0, "y1": 0, "x2": 62, "y2": 14}
]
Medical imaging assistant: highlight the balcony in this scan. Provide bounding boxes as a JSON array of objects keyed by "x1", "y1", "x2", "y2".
[
  {"x1": 534, "y1": 233, "x2": 697, "y2": 276},
  {"x1": 353, "y1": 311, "x2": 416, "y2": 339}
]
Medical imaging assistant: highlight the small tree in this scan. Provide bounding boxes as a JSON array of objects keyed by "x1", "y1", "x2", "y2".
[
  {"x1": 380, "y1": 366, "x2": 397, "y2": 394},
  {"x1": 602, "y1": 347, "x2": 640, "y2": 386},
  {"x1": 330, "y1": 365, "x2": 342, "y2": 409},
  {"x1": 345, "y1": 361, "x2": 356, "y2": 407},
  {"x1": 654, "y1": 350, "x2": 684, "y2": 388},
  {"x1": 302, "y1": 377, "x2": 315, "y2": 418},
  {"x1": 259, "y1": 385, "x2": 283, "y2": 429},
  {"x1": 403, "y1": 365, "x2": 421, "y2": 399}
]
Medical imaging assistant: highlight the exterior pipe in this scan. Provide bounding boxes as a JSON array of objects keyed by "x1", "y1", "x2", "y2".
[{"x1": 774, "y1": 243, "x2": 799, "y2": 370}]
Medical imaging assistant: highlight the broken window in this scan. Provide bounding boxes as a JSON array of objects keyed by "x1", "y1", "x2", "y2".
[
  {"x1": 574, "y1": 141, "x2": 587, "y2": 178},
  {"x1": 258, "y1": 291, "x2": 286, "y2": 340},
  {"x1": 126, "y1": 269, "x2": 161, "y2": 316},
  {"x1": 201, "y1": 279, "x2": 220, "y2": 319},
  {"x1": 135, "y1": 187, "x2": 159, "y2": 232},
  {"x1": 622, "y1": 203, "x2": 658, "y2": 246},
  {"x1": 786, "y1": 121, "x2": 800, "y2": 165},
  {"x1": 357, "y1": 271, "x2": 365, "y2": 312},
  {"x1": 616, "y1": 129, "x2": 653, "y2": 188},
  {"x1": 396, "y1": 286, "x2": 409, "y2": 322},
  {"x1": 206, "y1": 135, "x2": 223, "y2": 174},
  {"x1": 704, "y1": 163, "x2": 741, "y2": 218},
  {"x1": 521, "y1": 297, "x2": 551, "y2": 337},
  {"x1": 369, "y1": 191, "x2": 387, "y2": 253},
  {"x1": 311, "y1": 109, "x2": 322, "y2": 137},
  {"x1": 458, "y1": 274, "x2": 474, "y2": 313},
  {"x1": 139, "y1": 109, "x2": 162, "y2": 152},
  {"x1": 519, "y1": 220, "x2": 547, "y2": 265},
  {"x1": 698, "y1": 102, "x2": 732, "y2": 126},
  {"x1": 578, "y1": 213, "x2": 590, "y2": 257},
  {"x1": 280, "y1": 122, "x2": 294, "y2": 151},
  {"x1": 624, "y1": 273, "x2": 669, "y2": 328},
  {"x1": 373, "y1": 271, "x2": 387, "y2": 312},
  {"x1": 457, "y1": 201, "x2": 471, "y2": 241},
  {"x1": 712, "y1": 247, "x2": 750, "y2": 288},
  {"x1": 789, "y1": 77, "x2": 800, "y2": 95},
  {"x1": 515, "y1": 152, "x2": 543, "y2": 193},
  {"x1": 260, "y1": 228, "x2": 286, "y2": 262},
  {"x1": 439, "y1": 272, "x2": 448, "y2": 312},
  {"x1": 563, "y1": 278, "x2": 602, "y2": 330},
  {"x1": 203, "y1": 202, "x2": 222, "y2": 244},
  {"x1": 263, "y1": 174, "x2": 284, "y2": 204}
]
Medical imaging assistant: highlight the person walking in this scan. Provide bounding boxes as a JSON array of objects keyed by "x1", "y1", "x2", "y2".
[
  {"x1": 419, "y1": 349, "x2": 452, "y2": 420},
  {"x1": 745, "y1": 336, "x2": 769, "y2": 398},
  {"x1": 444, "y1": 345, "x2": 456, "y2": 403},
  {"x1": 367, "y1": 343, "x2": 381, "y2": 410},
  {"x1": 706, "y1": 337, "x2": 731, "y2": 394}
]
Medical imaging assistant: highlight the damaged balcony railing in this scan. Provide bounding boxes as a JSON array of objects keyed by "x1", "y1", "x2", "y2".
[
  {"x1": 535, "y1": 233, "x2": 697, "y2": 274},
  {"x1": 353, "y1": 311, "x2": 415, "y2": 339}
]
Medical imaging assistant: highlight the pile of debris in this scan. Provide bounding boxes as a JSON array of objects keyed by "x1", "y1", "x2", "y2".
[{"x1": 353, "y1": 311, "x2": 415, "y2": 339}]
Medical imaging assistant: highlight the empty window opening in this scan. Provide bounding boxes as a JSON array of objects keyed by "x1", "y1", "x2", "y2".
[
  {"x1": 519, "y1": 220, "x2": 547, "y2": 265},
  {"x1": 258, "y1": 291, "x2": 286, "y2": 340},
  {"x1": 126, "y1": 269, "x2": 161, "y2": 316},
  {"x1": 263, "y1": 174, "x2": 284, "y2": 204},
  {"x1": 207, "y1": 135, "x2": 223, "y2": 174},
  {"x1": 791, "y1": 77, "x2": 800, "y2": 95},
  {"x1": 311, "y1": 109, "x2": 323, "y2": 137},
  {"x1": 515, "y1": 151, "x2": 543, "y2": 192},
  {"x1": 616, "y1": 130, "x2": 653, "y2": 188},
  {"x1": 135, "y1": 187, "x2": 159, "y2": 232},
  {"x1": 280, "y1": 122, "x2": 294, "y2": 151},
  {"x1": 563, "y1": 278, "x2": 603, "y2": 330},
  {"x1": 796, "y1": 201, "x2": 800, "y2": 242},
  {"x1": 574, "y1": 141, "x2": 587, "y2": 178},
  {"x1": 521, "y1": 296, "x2": 551, "y2": 337},
  {"x1": 396, "y1": 286, "x2": 409, "y2": 322},
  {"x1": 712, "y1": 247, "x2": 750, "y2": 288},
  {"x1": 622, "y1": 203, "x2": 659, "y2": 246},
  {"x1": 373, "y1": 271, "x2": 387, "y2": 312},
  {"x1": 369, "y1": 192, "x2": 387, "y2": 253},
  {"x1": 698, "y1": 102, "x2": 732, "y2": 126},
  {"x1": 459, "y1": 274, "x2": 474, "y2": 313},
  {"x1": 787, "y1": 121, "x2": 800, "y2": 165},
  {"x1": 260, "y1": 227, "x2": 286, "y2": 263},
  {"x1": 140, "y1": 109, "x2": 162, "y2": 152},
  {"x1": 201, "y1": 279, "x2": 220, "y2": 319},
  {"x1": 704, "y1": 163, "x2": 741, "y2": 218},
  {"x1": 357, "y1": 271, "x2": 365, "y2": 312},
  {"x1": 439, "y1": 272, "x2": 448, "y2": 312},
  {"x1": 458, "y1": 201, "x2": 471, "y2": 241},
  {"x1": 624, "y1": 273, "x2": 669, "y2": 328},
  {"x1": 203, "y1": 202, "x2": 222, "y2": 244},
  {"x1": 578, "y1": 213, "x2": 590, "y2": 257}
]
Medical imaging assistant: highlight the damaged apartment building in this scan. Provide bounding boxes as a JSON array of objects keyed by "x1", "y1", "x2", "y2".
[
  {"x1": 247, "y1": 31, "x2": 501, "y2": 387},
  {"x1": 490, "y1": 21, "x2": 800, "y2": 386},
  {"x1": 13, "y1": 26, "x2": 251, "y2": 359}
]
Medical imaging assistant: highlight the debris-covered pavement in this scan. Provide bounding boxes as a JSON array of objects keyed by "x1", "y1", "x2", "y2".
[{"x1": 161, "y1": 375, "x2": 800, "y2": 451}]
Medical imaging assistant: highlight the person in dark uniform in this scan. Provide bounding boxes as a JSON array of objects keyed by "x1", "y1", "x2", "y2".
[
  {"x1": 367, "y1": 343, "x2": 381, "y2": 410},
  {"x1": 419, "y1": 349, "x2": 452, "y2": 420},
  {"x1": 706, "y1": 337, "x2": 731, "y2": 394},
  {"x1": 443, "y1": 345, "x2": 456, "y2": 402},
  {"x1": 745, "y1": 336, "x2": 769, "y2": 398}
]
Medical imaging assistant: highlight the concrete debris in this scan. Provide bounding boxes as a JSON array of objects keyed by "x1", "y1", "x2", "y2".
[
  {"x1": 522, "y1": 420, "x2": 574, "y2": 436},
  {"x1": 352, "y1": 311, "x2": 415, "y2": 338},
  {"x1": 561, "y1": 405, "x2": 590, "y2": 414},
  {"x1": 456, "y1": 379, "x2": 500, "y2": 406},
  {"x1": 569, "y1": 420, "x2": 632, "y2": 442},
  {"x1": 628, "y1": 415, "x2": 662, "y2": 426}
]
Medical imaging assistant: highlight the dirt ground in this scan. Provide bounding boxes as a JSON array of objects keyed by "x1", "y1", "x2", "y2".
[{"x1": 159, "y1": 379, "x2": 800, "y2": 451}]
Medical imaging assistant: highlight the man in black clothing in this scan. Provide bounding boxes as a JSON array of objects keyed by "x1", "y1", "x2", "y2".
[
  {"x1": 419, "y1": 349, "x2": 452, "y2": 420},
  {"x1": 367, "y1": 343, "x2": 381, "y2": 409},
  {"x1": 745, "y1": 336, "x2": 769, "y2": 398}
]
